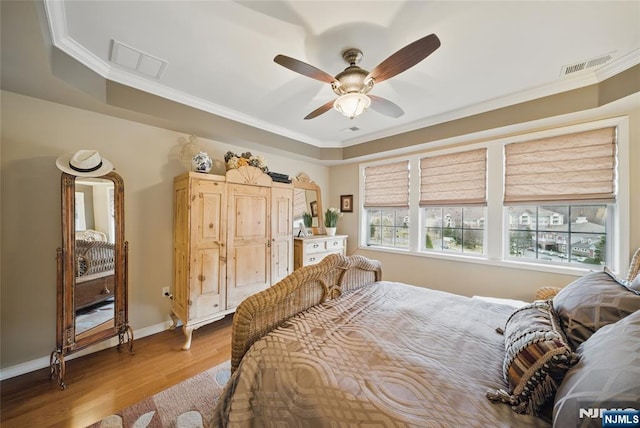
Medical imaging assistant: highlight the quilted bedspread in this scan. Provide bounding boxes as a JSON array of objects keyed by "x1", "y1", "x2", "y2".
[{"x1": 213, "y1": 281, "x2": 551, "y2": 427}]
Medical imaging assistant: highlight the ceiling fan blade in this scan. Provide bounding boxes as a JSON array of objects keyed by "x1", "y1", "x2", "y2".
[
  {"x1": 304, "y1": 99, "x2": 335, "y2": 120},
  {"x1": 367, "y1": 34, "x2": 440, "y2": 84},
  {"x1": 369, "y1": 95, "x2": 404, "y2": 118},
  {"x1": 274, "y1": 55, "x2": 335, "y2": 84}
]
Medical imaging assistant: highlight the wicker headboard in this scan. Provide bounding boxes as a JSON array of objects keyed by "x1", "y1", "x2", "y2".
[
  {"x1": 76, "y1": 229, "x2": 108, "y2": 242},
  {"x1": 75, "y1": 240, "x2": 115, "y2": 277},
  {"x1": 231, "y1": 254, "x2": 382, "y2": 373},
  {"x1": 627, "y1": 247, "x2": 640, "y2": 282}
]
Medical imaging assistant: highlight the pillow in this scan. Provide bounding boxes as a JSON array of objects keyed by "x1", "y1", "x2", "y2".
[
  {"x1": 552, "y1": 269, "x2": 640, "y2": 349},
  {"x1": 487, "y1": 301, "x2": 578, "y2": 416},
  {"x1": 553, "y1": 310, "x2": 640, "y2": 427}
]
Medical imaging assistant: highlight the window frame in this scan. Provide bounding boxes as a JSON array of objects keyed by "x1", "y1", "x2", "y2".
[{"x1": 359, "y1": 116, "x2": 630, "y2": 277}]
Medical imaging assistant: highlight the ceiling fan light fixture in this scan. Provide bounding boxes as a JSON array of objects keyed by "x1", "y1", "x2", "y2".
[
  {"x1": 333, "y1": 93, "x2": 371, "y2": 119},
  {"x1": 275, "y1": 34, "x2": 440, "y2": 120}
]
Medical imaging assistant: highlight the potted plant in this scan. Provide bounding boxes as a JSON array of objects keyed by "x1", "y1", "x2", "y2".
[
  {"x1": 302, "y1": 212, "x2": 312, "y2": 228},
  {"x1": 324, "y1": 207, "x2": 342, "y2": 236},
  {"x1": 300, "y1": 212, "x2": 313, "y2": 236}
]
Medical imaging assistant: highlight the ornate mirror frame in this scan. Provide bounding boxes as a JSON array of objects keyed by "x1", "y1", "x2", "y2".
[
  {"x1": 293, "y1": 172, "x2": 324, "y2": 235},
  {"x1": 50, "y1": 171, "x2": 133, "y2": 389}
]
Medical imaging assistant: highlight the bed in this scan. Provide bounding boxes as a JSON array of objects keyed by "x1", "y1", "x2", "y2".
[
  {"x1": 75, "y1": 230, "x2": 115, "y2": 310},
  {"x1": 213, "y1": 253, "x2": 640, "y2": 427}
]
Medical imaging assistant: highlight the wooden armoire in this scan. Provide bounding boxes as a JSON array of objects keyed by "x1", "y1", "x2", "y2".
[{"x1": 171, "y1": 166, "x2": 293, "y2": 349}]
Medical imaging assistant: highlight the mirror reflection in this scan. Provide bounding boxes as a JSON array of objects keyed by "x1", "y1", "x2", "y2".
[
  {"x1": 74, "y1": 178, "x2": 116, "y2": 338},
  {"x1": 293, "y1": 188, "x2": 319, "y2": 228},
  {"x1": 292, "y1": 173, "x2": 323, "y2": 235}
]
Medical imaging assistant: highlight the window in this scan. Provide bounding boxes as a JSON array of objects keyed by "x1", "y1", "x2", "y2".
[
  {"x1": 367, "y1": 208, "x2": 409, "y2": 248},
  {"x1": 507, "y1": 205, "x2": 608, "y2": 266},
  {"x1": 504, "y1": 126, "x2": 616, "y2": 268},
  {"x1": 359, "y1": 118, "x2": 627, "y2": 274},
  {"x1": 420, "y1": 148, "x2": 487, "y2": 255},
  {"x1": 424, "y1": 207, "x2": 485, "y2": 254},
  {"x1": 363, "y1": 161, "x2": 409, "y2": 249}
]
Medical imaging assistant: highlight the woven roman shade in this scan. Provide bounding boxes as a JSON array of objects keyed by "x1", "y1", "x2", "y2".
[
  {"x1": 420, "y1": 148, "x2": 487, "y2": 206},
  {"x1": 293, "y1": 189, "x2": 306, "y2": 218},
  {"x1": 363, "y1": 161, "x2": 409, "y2": 208},
  {"x1": 504, "y1": 127, "x2": 616, "y2": 204}
]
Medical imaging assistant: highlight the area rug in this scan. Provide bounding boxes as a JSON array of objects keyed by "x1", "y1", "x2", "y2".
[{"x1": 89, "y1": 360, "x2": 230, "y2": 428}]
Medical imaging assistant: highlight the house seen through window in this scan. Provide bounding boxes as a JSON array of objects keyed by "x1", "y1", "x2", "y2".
[
  {"x1": 366, "y1": 209, "x2": 409, "y2": 248},
  {"x1": 424, "y1": 206, "x2": 485, "y2": 254},
  {"x1": 507, "y1": 205, "x2": 608, "y2": 266}
]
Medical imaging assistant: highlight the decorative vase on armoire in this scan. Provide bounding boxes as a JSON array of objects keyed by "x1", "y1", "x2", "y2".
[{"x1": 325, "y1": 227, "x2": 337, "y2": 236}]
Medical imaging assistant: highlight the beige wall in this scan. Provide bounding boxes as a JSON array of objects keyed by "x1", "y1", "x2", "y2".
[
  {"x1": 0, "y1": 90, "x2": 330, "y2": 371},
  {"x1": 1, "y1": 88, "x2": 638, "y2": 375},
  {"x1": 329, "y1": 95, "x2": 640, "y2": 301}
]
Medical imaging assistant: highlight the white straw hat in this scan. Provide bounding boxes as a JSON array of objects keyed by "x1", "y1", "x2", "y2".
[{"x1": 55, "y1": 150, "x2": 114, "y2": 177}]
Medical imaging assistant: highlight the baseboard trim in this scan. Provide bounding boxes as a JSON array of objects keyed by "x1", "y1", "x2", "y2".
[{"x1": 0, "y1": 320, "x2": 175, "y2": 381}]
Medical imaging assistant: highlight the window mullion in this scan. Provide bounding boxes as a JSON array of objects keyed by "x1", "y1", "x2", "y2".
[
  {"x1": 408, "y1": 158, "x2": 421, "y2": 251},
  {"x1": 486, "y1": 144, "x2": 503, "y2": 261}
]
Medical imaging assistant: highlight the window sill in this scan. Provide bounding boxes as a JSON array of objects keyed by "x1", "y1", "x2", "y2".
[{"x1": 358, "y1": 245, "x2": 593, "y2": 277}]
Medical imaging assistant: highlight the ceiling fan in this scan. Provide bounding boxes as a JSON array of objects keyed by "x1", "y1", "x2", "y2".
[{"x1": 274, "y1": 34, "x2": 441, "y2": 120}]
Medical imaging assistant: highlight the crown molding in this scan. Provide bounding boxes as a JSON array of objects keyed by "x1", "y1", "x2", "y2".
[
  {"x1": 44, "y1": 0, "x2": 110, "y2": 77},
  {"x1": 342, "y1": 51, "x2": 640, "y2": 148},
  {"x1": 596, "y1": 48, "x2": 640, "y2": 81},
  {"x1": 42, "y1": 1, "x2": 331, "y2": 148},
  {"x1": 342, "y1": 71, "x2": 603, "y2": 147}
]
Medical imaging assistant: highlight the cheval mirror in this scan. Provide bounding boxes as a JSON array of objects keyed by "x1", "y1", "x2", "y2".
[
  {"x1": 50, "y1": 171, "x2": 133, "y2": 389},
  {"x1": 293, "y1": 172, "x2": 324, "y2": 235}
]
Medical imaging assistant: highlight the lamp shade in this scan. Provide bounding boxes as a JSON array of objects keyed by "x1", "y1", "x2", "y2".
[{"x1": 333, "y1": 93, "x2": 371, "y2": 119}]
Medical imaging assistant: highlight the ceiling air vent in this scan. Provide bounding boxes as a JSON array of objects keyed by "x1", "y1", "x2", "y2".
[
  {"x1": 110, "y1": 40, "x2": 168, "y2": 79},
  {"x1": 560, "y1": 52, "x2": 614, "y2": 77},
  {"x1": 342, "y1": 126, "x2": 361, "y2": 133}
]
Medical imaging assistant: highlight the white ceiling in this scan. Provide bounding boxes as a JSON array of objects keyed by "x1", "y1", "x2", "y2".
[{"x1": 44, "y1": 1, "x2": 640, "y2": 148}]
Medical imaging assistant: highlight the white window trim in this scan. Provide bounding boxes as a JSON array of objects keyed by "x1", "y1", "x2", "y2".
[{"x1": 359, "y1": 116, "x2": 630, "y2": 277}]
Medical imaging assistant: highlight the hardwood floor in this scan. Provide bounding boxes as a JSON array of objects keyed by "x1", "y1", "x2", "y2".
[{"x1": 0, "y1": 315, "x2": 233, "y2": 428}]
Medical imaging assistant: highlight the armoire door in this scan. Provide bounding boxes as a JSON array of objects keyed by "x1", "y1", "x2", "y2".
[
  {"x1": 226, "y1": 183, "x2": 271, "y2": 309},
  {"x1": 188, "y1": 179, "x2": 227, "y2": 321},
  {"x1": 172, "y1": 178, "x2": 190, "y2": 323},
  {"x1": 271, "y1": 185, "x2": 293, "y2": 284}
]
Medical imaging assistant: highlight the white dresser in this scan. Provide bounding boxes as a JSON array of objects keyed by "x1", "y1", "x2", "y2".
[{"x1": 293, "y1": 235, "x2": 347, "y2": 269}]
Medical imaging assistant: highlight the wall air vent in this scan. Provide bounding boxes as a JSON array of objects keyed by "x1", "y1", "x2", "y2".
[
  {"x1": 110, "y1": 40, "x2": 168, "y2": 79},
  {"x1": 560, "y1": 52, "x2": 614, "y2": 77}
]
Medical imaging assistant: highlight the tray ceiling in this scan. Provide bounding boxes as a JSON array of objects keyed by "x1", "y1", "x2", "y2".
[{"x1": 44, "y1": 1, "x2": 640, "y2": 148}]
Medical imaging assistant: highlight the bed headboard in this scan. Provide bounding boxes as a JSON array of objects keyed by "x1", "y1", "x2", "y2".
[
  {"x1": 75, "y1": 240, "x2": 115, "y2": 277},
  {"x1": 76, "y1": 229, "x2": 107, "y2": 242},
  {"x1": 231, "y1": 254, "x2": 382, "y2": 373}
]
